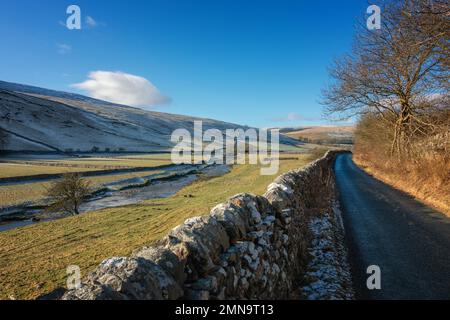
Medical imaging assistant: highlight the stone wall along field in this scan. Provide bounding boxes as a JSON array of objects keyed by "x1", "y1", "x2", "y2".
[{"x1": 62, "y1": 150, "x2": 350, "y2": 300}]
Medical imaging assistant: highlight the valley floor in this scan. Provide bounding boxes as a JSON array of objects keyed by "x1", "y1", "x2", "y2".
[{"x1": 0, "y1": 153, "x2": 316, "y2": 300}]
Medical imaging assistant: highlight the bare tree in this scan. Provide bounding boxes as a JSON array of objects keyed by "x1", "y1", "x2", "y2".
[
  {"x1": 45, "y1": 173, "x2": 91, "y2": 215},
  {"x1": 322, "y1": 0, "x2": 449, "y2": 155}
]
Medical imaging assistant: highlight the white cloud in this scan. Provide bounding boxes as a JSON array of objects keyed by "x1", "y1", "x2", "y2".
[
  {"x1": 59, "y1": 16, "x2": 104, "y2": 29},
  {"x1": 271, "y1": 112, "x2": 304, "y2": 122},
  {"x1": 85, "y1": 16, "x2": 98, "y2": 28},
  {"x1": 57, "y1": 43, "x2": 72, "y2": 54},
  {"x1": 286, "y1": 113, "x2": 303, "y2": 121},
  {"x1": 72, "y1": 71, "x2": 171, "y2": 108}
]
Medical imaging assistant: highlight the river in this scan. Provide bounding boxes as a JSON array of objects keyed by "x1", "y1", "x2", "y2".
[{"x1": 0, "y1": 164, "x2": 230, "y2": 232}]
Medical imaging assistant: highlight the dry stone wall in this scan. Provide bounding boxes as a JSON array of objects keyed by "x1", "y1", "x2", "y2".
[{"x1": 62, "y1": 150, "x2": 350, "y2": 300}]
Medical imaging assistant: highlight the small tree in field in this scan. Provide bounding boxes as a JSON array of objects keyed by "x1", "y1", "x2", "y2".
[{"x1": 46, "y1": 173, "x2": 91, "y2": 215}]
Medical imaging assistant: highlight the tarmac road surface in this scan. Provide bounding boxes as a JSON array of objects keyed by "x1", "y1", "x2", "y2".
[{"x1": 335, "y1": 153, "x2": 450, "y2": 299}]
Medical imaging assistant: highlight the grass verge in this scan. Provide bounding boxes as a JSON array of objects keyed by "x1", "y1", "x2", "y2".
[{"x1": 354, "y1": 154, "x2": 450, "y2": 216}]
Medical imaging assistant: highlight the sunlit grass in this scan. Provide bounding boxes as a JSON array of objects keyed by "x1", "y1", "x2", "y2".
[{"x1": 0, "y1": 154, "x2": 173, "y2": 179}]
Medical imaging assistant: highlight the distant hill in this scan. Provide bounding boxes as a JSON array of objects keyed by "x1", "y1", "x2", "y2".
[
  {"x1": 0, "y1": 80, "x2": 298, "y2": 153},
  {"x1": 284, "y1": 126, "x2": 355, "y2": 145}
]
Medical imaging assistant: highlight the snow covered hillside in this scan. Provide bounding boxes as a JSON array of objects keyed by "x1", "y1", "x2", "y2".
[{"x1": 0, "y1": 81, "x2": 297, "y2": 152}]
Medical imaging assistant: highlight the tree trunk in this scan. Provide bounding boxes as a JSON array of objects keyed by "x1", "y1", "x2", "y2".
[
  {"x1": 391, "y1": 103, "x2": 413, "y2": 158},
  {"x1": 73, "y1": 201, "x2": 79, "y2": 215}
]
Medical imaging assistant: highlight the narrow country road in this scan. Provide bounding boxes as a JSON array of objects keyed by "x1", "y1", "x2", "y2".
[{"x1": 334, "y1": 153, "x2": 450, "y2": 300}]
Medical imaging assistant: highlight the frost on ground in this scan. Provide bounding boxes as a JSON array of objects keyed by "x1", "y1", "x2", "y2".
[{"x1": 301, "y1": 202, "x2": 354, "y2": 300}]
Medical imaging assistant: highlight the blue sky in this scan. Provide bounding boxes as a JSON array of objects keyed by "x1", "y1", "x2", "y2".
[{"x1": 0, "y1": 0, "x2": 369, "y2": 128}]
